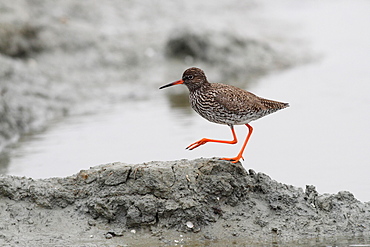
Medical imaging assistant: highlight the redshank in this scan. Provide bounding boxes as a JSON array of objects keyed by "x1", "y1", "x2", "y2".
[{"x1": 159, "y1": 67, "x2": 289, "y2": 163}]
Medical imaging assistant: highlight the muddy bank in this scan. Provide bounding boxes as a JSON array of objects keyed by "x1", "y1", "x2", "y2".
[{"x1": 0, "y1": 158, "x2": 369, "y2": 246}]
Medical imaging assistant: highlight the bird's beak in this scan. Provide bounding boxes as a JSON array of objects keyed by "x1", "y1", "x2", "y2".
[{"x1": 159, "y1": 79, "x2": 184, "y2": 89}]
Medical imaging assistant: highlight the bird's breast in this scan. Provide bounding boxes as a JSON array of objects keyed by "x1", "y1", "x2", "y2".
[
  {"x1": 189, "y1": 88, "x2": 268, "y2": 125},
  {"x1": 189, "y1": 90, "x2": 241, "y2": 125}
]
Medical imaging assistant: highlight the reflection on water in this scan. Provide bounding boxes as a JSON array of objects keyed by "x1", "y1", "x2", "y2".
[
  {"x1": 4, "y1": 99, "x2": 194, "y2": 178},
  {"x1": 208, "y1": 235, "x2": 370, "y2": 247},
  {"x1": 81, "y1": 234, "x2": 370, "y2": 246},
  {"x1": 0, "y1": 152, "x2": 9, "y2": 174},
  {"x1": 167, "y1": 92, "x2": 193, "y2": 112},
  {"x1": 2, "y1": 0, "x2": 370, "y2": 205}
]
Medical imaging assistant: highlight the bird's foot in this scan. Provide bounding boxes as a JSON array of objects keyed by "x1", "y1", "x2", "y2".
[
  {"x1": 186, "y1": 138, "x2": 210, "y2": 150},
  {"x1": 220, "y1": 155, "x2": 244, "y2": 163}
]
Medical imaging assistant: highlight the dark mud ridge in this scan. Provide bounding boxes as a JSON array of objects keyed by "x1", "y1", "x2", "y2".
[{"x1": 1, "y1": 158, "x2": 369, "y2": 246}]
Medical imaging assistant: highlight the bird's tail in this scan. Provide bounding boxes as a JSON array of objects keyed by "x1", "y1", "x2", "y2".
[{"x1": 261, "y1": 98, "x2": 289, "y2": 111}]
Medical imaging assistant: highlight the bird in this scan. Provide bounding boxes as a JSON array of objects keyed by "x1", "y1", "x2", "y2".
[{"x1": 159, "y1": 67, "x2": 289, "y2": 163}]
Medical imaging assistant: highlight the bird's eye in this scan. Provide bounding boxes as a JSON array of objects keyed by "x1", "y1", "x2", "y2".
[{"x1": 187, "y1": 75, "x2": 194, "y2": 80}]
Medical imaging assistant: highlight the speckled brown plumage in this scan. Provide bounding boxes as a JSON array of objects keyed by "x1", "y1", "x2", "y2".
[{"x1": 159, "y1": 67, "x2": 289, "y2": 163}]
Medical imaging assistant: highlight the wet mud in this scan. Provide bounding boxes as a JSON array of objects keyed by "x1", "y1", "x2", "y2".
[{"x1": 1, "y1": 158, "x2": 369, "y2": 246}]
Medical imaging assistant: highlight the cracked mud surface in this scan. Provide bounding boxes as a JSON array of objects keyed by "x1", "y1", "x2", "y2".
[{"x1": 1, "y1": 158, "x2": 369, "y2": 246}]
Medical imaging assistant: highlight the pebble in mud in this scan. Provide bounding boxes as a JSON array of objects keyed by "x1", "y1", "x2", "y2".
[
  {"x1": 186, "y1": 221, "x2": 194, "y2": 229},
  {"x1": 105, "y1": 233, "x2": 113, "y2": 239}
]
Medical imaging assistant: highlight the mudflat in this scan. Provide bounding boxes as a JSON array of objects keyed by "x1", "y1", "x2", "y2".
[{"x1": 1, "y1": 158, "x2": 369, "y2": 246}]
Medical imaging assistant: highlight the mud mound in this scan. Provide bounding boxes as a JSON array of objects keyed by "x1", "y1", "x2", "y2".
[{"x1": 0, "y1": 158, "x2": 369, "y2": 246}]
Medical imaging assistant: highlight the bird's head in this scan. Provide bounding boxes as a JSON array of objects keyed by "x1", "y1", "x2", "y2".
[{"x1": 159, "y1": 67, "x2": 208, "y2": 91}]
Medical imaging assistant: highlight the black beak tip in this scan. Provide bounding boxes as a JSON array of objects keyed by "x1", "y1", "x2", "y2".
[{"x1": 159, "y1": 83, "x2": 173, "y2": 90}]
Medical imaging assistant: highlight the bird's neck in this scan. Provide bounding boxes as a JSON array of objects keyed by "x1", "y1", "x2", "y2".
[{"x1": 188, "y1": 81, "x2": 211, "y2": 92}]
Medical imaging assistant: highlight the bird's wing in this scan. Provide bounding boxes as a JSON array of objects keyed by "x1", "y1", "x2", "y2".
[
  {"x1": 213, "y1": 84, "x2": 263, "y2": 112},
  {"x1": 213, "y1": 83, "x2": 288, "y2": 113}
]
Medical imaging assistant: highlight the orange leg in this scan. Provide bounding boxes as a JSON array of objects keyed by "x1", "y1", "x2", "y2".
[
  {"x1": 221, "y1": 124, "x2": 253, "y2": 163},
  {"x1": 186, "y1": 125, "x2": 238, "y2": 150}
]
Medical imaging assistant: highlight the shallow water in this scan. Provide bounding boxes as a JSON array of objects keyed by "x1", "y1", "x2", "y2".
[
  {"x1": 3, "y1": 0, "x2": 370, "y2": 205},
  {"x1": 81, "y1": 234, "x2": 370, "y2": 247}
]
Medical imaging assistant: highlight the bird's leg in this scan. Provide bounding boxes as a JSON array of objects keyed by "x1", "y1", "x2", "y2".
[
  {"x1": 221, "y1": 124, "x2": 253, "y2": 163},
  {"x1": 186, "y1": 125, "x2": 237, "y2": 150}
]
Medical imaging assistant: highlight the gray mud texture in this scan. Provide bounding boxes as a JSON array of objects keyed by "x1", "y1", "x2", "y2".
[{"x1": 1, "y1": 158, "x2": 369, "y2": 246}]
